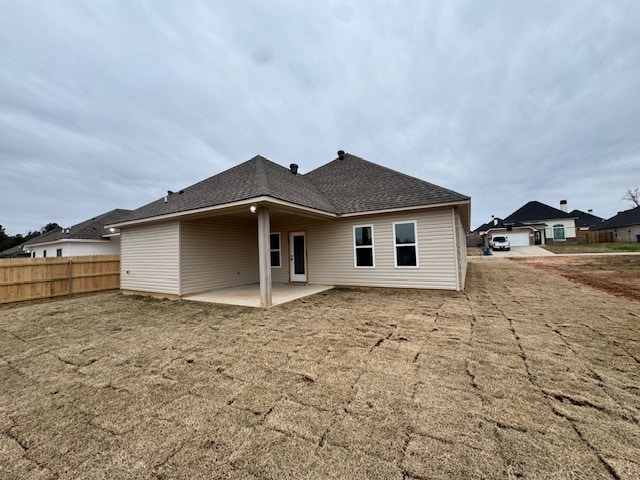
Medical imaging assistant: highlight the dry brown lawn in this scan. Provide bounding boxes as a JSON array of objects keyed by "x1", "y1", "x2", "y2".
[
  {"x1": 1, "y1": 259, "x2": 639, "y2": 479},
  {"x1": 516, "y1": 255, "x2": 640, "y2": 302}
]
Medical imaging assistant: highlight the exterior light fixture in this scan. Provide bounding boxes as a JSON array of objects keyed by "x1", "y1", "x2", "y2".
[
  {"x1": 109, "y1": 227, "x2": 116, "y2": 233},
  {"x1": 249, "y1": 205, "x2": 257, "y2": 214}
]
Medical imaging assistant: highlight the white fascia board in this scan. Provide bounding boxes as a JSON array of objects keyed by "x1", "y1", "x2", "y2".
[
  {"x1": 339, "y1": 200, "x2": 470, "y2": 218},
  {"x1": 105, "y1": 196, "x2": 337, "y2": 228},
  {"x1": 25, "y1": 239, "x2": 110, "y2": 248}
]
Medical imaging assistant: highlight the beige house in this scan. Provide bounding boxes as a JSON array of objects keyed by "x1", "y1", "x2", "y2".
[{"x1": 107, "y1": 152, "x2": 471, "y2": 307}]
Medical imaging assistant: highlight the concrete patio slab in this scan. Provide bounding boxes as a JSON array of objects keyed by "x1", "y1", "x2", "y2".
[{"x1": 184, "y1": 283, "x2": 334, "y2": 308}]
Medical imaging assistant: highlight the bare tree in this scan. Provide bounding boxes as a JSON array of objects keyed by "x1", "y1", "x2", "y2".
[{"x1": 622, "y1": 187, "x2": 640, "y2": 208}]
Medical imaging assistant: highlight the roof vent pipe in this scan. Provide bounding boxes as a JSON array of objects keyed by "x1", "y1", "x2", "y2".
[
  {"x1": 337, "y1": 150, "x2": 346, "y2": 160},
  {"x1": 588, "y1": 209, "x2": 593, "y2": 214},
  {"x1": 289, "y1": 163, "x2": 298, "y2": 175},
  {"x1": 560, "y1": 199, "x2": 568, "y2": 212}
]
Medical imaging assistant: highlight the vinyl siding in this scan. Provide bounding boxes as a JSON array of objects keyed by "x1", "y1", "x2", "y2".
[
  {"x1": 121, "y1": 222, "x2": 180, "y2": 295},
  {"x1": 271, "y1": 207, "x2": 459, "y2": 290},
  {"x1": 180, "y1": 217, "x2": 259, "y2": 295}
]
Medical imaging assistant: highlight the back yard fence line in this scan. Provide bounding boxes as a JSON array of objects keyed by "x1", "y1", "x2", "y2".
[{"x1": 0, "y1": 255, "x2": 120, "y2": 304}]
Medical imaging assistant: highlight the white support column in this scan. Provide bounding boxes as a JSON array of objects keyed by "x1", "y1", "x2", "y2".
[{"x1": 257, "y1": 206, "x2": 272, "y2": 308}]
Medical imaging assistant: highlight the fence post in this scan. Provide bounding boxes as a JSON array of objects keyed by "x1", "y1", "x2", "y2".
[{"x1": 68, "y1": 259, "x2": 73, "y2": 298}]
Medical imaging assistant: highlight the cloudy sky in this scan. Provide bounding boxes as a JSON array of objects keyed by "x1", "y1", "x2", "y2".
[{"x1": 1, "y1": 1, "x2": 639, "y2": 235}]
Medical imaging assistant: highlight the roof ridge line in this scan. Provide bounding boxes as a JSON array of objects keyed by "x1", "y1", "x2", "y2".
[{"x1": 255, "y1": 156, "x2": 270, "y2": 195}]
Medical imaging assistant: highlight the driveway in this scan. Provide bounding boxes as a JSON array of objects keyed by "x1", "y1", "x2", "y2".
[
  {"x1": 1, "y1": 260, "x2": 638, "y2": 479},
  {"x1": 477, "y1": 245, "x2": 555, "y2": 258}
]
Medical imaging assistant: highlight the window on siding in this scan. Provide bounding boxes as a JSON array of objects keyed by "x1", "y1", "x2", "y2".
[
  {"x1": 393, "y1": 221, "x2": 418, "y2": 267},
  {"x1": 56, "y1": 248, "x2": 62, "y2": 257},
  {"x1": 270, "y1": 233, "x2": 281, "y2": 268},
  {"x1": 354, "y1": 225, "x2": 374, "y2": 267},
  {"x1": 553, "y1": 224, "x2": 565, "y2": 241},
  {"x1": 32, "y1": 252, "x2": 35, "y2": 258},
  {"x1": 43, "y1": 250, "x2": 47, "y2": 258}
]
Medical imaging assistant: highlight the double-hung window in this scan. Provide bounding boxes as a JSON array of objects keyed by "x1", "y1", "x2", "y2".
[
  {"x1": 393, "y1": 221, "x2": 418, "y2": 267},
  {"x1": 270, "y1": 233, "x2": 281, "y2": 267},
  {"x1": 354, "y1": 225, "x2": 374, "y2": 267}
]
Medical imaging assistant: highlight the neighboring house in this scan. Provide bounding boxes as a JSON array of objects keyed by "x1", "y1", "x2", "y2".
[
  {"x1": 0, "y1": 243, "x2": 31, "y2": 258},
  {"x1": 107, "y1": 152, "x2": 471, "y2": 307},
  {"x1": 570, "y1": 209, "x2": 604, "y2": 231},
  {"x1": 595, "y1": 206, "x2": 640, "y2": 243},
  {"x1": 475, "y1": 200, "x2": 578, "y2": 246},
  {"x1": 474, "y1": 217, "x2": 537, "y2": 247},
  {"x1": 23, "y1": 209, "x2": 132, "y2": 258},
  {"x1": 570, "y1": 209, "x2": 604, "y2": 242}
]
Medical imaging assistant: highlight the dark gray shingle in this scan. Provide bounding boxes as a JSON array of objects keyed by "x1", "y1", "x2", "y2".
[
  {"x1": 117, "y1": 153, "x2": 469, "y2": 224},
  {"x1": 24, "y1": 209, "x2": 133, "y2": 245}
]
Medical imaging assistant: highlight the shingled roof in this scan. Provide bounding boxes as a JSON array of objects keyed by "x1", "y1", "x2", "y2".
[
  {"x1": 306, "y1": 154, "x2": 469, "y2": 214},
  {"x1": 570, "y1": 209, "x2": 604, "y2": 229},
  {"x1": 503, "y1": 201, "x2": 576, "y2": 224},
  {"x1": 594, "y1": 206, "x2": 640, "y2": 230},
  {"x1": 24, "y1": 209, "x2": 133, "y2": 246},
  {"x1": 116, "y1": 153, "x2": 469, "y2": 224}
]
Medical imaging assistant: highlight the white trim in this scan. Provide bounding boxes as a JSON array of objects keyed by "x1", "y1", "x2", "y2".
[
  {"x1": 270, "y1": 232, "x2": 282, "y2": 268},
  {"x1": 289, "y1": 232, "x2": 307, "y2": 282},
  {"x1": 353, "y1": 224, "x2": 375, "y2": 268},
  {"x1": 25, "y1": 238, "x2": 113, "y2": 248},
  {"x1": 107, "y1": 196, "x2": 471, "y2": 228},
  {"x1": 106, "y1": 196, "x2": 338, "y2": 228},
  {"x1": 341, "y1": 200, "x2": 470, "y2": 218},
  {"x1": 552, "y1": 223, "x2": 566, "y2": 241},
  {"x1": 452, "y1": 209, "x2": 460, "y2": 291},
  {"x1": 393, "y1": 220, "x2": 419, "y2": 268}
]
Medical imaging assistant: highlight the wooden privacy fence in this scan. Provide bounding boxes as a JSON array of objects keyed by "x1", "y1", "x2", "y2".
[
  {"x1": 0, "y1": 255, "x2": 120, "y2": 304},
  {"x1": 577, "y1": 231, "x2": 614, "y2": 244}
]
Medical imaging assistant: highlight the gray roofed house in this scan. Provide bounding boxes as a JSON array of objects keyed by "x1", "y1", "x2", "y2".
[
  {"x1": 109, "y1": 152, "x2": 471, "y2": 307},
  {"x1": 570, "y1": 209, "x2": 604, "y2": 230},
  {"x1": 474, "y1": 200, "x2": 579, "y2": 247},
  {"x1": 594, "y1": 206, "x2": 640, "y2": 243},
  {"x1": 24, "y1": 209, "x2": 132, "y2": 258},
  {"x1": 0, "y1": 242, "x2": 31, "y2": 258}
]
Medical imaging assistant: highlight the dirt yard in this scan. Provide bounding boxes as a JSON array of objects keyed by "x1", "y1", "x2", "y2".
[
  {"x1": 1, "y1": 259, "x2": 639, "y2": 479},
  {"x1": 516, "y1": 254, "x2": 640, "y2": 302}
]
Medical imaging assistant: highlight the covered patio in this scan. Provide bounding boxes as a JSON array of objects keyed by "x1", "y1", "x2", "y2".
[{"x1": 184, "y1": 282, "x2": 334, "y2": 308}]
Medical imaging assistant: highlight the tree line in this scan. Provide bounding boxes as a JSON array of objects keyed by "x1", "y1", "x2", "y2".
[{"x1": 0, "y1": 223, "x2": 60, "y2": 252}]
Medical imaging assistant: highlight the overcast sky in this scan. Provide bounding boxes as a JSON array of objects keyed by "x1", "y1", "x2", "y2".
[{"x1": 2, "y1": 1, "x2": 639, "y2": 235}]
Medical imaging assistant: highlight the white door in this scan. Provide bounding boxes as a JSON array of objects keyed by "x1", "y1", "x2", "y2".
[
  {"x1": 505, "y1": 232, "x2": 530, "y2": 247},
  {"x1": 289, "y1": 232, "x2": 307, "y2": 282}
]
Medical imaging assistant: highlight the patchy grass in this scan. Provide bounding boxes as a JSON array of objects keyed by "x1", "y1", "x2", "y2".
[
  {"x1": 1, "y1": 261, "x2": 639, "y2": 479},
  {"x1": 542, "y1": 242, "x2": 640, "y2": 254}
]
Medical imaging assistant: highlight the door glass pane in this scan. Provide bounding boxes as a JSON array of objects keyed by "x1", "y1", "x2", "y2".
[
  {"x1": 395, "y1": 223, "x2": 415, "y2": 244},
  {"x1": 293, "y1": 235, "x2": 305, "y2": 274}
]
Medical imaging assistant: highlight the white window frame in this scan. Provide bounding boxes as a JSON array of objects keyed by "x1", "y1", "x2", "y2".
[
  {"x1": 393, "y1": 220, "x2": 419, "y2": 268},
  {"x1": 552, "y1": 224, "x2": 565, "y2": 241},
  {"x1": 270, "y1": 232, "x2": 281, "y2": 268},
  {"x1": 353, "y1": 225, "x2": 375, "y2": 268}
]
